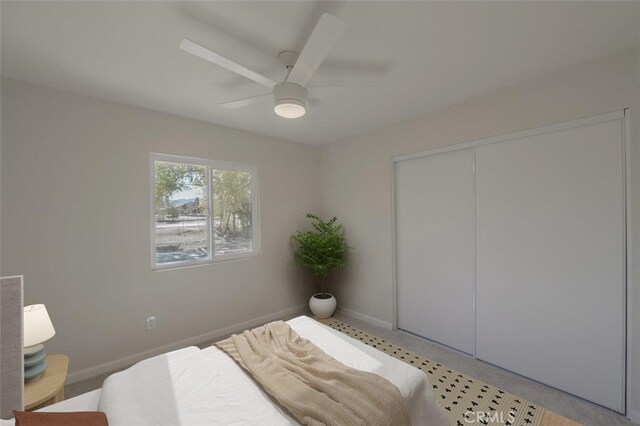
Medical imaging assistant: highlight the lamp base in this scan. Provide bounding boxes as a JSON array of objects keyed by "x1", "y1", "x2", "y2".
[{"x1": 24, "y1": 344, "x2": 48, "y2": 382}]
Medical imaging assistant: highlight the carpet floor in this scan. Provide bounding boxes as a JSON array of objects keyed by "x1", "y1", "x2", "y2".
[{"x1": 326, "y1": 318, "x2": 579, "y2": 426}]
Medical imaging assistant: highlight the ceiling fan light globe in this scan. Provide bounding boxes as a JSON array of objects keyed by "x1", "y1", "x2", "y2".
[{"x1": 274, "y1": 99, "x2": 306, "y2": 119}]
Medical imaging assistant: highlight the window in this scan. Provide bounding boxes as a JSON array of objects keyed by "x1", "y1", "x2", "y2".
[{"x1": 151, "y1": 154, "x2": 259, "y2": 269}]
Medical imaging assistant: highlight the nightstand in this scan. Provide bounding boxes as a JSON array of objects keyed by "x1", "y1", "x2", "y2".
[{"x1": 24, "y1": 354, "x2": 69, "y2": 410}]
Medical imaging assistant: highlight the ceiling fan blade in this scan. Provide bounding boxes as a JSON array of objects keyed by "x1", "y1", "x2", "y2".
[
  {"x1": 221, "y1": 93, "x2": 272, "y2": 109},
  {"x1": 286, "y1": 13, "x2": 346, "y2": 87},
  {"x1": 180, "y1": 38, "x2": 277, "y2": 88}
]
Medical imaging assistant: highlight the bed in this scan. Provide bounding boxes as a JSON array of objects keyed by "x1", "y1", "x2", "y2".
[{"x1": 2, "y1": 316, "x2": 448, "y2": 425}]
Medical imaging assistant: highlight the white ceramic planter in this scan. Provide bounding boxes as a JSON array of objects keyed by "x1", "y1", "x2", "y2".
[{"x1": 309, "y1": 293, "x2": 337, "y2": 319}]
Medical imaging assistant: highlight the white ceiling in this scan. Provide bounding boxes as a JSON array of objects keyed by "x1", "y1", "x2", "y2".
[{"x1": 2, "y1": 1, "x2": 639, "y2": 145}]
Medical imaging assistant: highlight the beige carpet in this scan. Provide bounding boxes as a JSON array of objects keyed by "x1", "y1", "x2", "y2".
[{"x1": 325, "y1": 319, "x2": 581, "y2": 426}]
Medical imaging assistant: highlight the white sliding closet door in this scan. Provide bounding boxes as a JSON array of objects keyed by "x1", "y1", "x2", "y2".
[
  {"x1": 396, "y1": 148, "x2": 475, "y2": 355},
  {"x1": 475, "y1": 118, "x2": 625, "y2": 412}
]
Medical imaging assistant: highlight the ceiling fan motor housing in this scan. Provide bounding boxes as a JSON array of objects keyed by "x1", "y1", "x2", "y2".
[
  {"x1": 273, "y1": 82, "x2": 307, "y2": 118},
  {"x1": 273, "y1": 82, "x2": 307, "y2": 104}
]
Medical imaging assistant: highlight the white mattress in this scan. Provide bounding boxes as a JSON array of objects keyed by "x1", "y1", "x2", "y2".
[{"x1": 3, "y1": 316, "x2": 448, "y2": 425}]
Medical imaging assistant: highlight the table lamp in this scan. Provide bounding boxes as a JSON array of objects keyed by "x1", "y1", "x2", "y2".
[{"x1": 23, "y1": 304, "x2": 56, "y2": 381}]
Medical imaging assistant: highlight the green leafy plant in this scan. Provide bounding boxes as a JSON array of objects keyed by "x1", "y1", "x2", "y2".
[{"x1": 291, "y1": 214, "x2": 348, "y2": 297}]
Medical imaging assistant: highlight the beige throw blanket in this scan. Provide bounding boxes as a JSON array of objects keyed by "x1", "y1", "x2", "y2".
[{"x1": 216, "y1": 321, "x2": 412, "y2": 426}]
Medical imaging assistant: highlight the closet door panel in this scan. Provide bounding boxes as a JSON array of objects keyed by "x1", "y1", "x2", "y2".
[
  {"x1": 396, "y1": 148, "x2": 475, "y2": 355},
  {"x1": 475, "y1": 119, "x2": 625, "y2": 411}
]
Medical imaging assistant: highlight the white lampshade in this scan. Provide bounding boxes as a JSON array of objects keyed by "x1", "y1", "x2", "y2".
[{"x1": 23, "y1": 304, "x2": 56, "y2": 347}]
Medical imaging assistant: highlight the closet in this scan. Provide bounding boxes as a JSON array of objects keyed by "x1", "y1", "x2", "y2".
[
  {"x1": 395, "y1": 148, "x2": 476, "y2": 355},
  {"x1": 394, "y1": 111, "x2": 626, "y2": 412}
]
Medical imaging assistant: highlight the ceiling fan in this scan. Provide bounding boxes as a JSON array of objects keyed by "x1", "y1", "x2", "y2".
[{"x1": 180, "y1": 13, "x2": 367, "y2": 119}]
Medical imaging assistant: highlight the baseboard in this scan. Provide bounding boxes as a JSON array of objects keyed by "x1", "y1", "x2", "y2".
[
  {"x1": 628, "y1": 410, "x2": 640, "y2": 425},
  {"x1": 67, "y1": 303, "x2": 308, "y2": 384},
  {"x1": 336, "y1": 307, "x2": 393, "y2": 330}
]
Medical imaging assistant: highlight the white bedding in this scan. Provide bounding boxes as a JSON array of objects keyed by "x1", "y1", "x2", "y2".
[
  {"x1": 2, "y1": 316, "x2": 448, "y2": 425},
  {"x1": 99, "y1": 316, "x2": 447, "y2": 425}
]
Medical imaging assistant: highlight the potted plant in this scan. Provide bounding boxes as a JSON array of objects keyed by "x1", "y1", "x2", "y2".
[{"x1": 291, "y1": 214, "x2": 348, "y2": 319}]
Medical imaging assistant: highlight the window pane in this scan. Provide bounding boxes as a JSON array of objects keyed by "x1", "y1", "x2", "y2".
[
  {"x1": 155, "y1": 162, "x2": 208, "y2": 265},
  {"x1": 213, "y1": 170, "x2": 253, "y2": 255}
]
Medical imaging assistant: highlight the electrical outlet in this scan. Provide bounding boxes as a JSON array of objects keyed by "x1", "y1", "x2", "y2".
[{"x1": 145, "y1": 316, "x2": 156, "y2": 330}]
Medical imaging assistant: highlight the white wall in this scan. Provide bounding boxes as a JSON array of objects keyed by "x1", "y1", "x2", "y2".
[
  {"x1": 0, "y1": 78, "x2": 320, "y2": 381},
  {"x1": 0, "y1": 76, "x2": 3, "y2": 278},
  {"x1": 320, "y1": 46, "x2": 640, "y2": 419}
]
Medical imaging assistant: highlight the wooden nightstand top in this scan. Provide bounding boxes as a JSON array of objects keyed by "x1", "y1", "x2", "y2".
[{"x1": 24, "y1": 354, "x2": 69, "y2": 410}]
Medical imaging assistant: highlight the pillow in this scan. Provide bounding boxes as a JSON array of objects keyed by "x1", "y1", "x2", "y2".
[{"x1": 13, "y1": 411, "x2": 108, "y2": 426}]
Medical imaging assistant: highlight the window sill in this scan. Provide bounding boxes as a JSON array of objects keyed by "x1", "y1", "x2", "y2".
[{"x1": 152, "y1": 251, "x2": 260, "y2": 272}]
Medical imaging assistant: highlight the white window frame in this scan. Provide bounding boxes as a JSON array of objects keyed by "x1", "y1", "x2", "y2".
[{"x1": 150, "y1": 153, "x2": 260, "y2": 270}]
